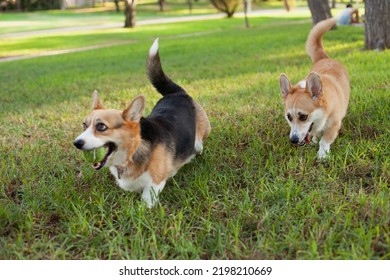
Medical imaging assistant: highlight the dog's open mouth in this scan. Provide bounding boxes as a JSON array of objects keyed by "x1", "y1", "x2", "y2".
[
  {"x1": 92, "y1": 142, "x2": 116, "y2": 170},
  {"x1": 299, "y1": 123, "x2": 314, "y2": 146}
]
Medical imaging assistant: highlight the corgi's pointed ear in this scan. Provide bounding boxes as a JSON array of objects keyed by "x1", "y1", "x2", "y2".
[
  {"x1": 306, "y1": 72, "x2": 323, "y2": 101},
  {"x1": 123, "y1": 95, "x2": 145, "y2": 123},
  {"x1": 92, "y1": 90, "x2": 105, "y2": 110},
  {"x1": 279, "y1": 74, "x2": 292, "y2": 98}
]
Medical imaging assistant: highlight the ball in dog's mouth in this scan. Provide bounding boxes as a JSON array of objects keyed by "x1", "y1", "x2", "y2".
[
  {"x1": 83, "y1": 143, "x2": 116, "y2": 170},
  {"x1": 83, "y1": 147, "x2": 106, "y2": 163}
]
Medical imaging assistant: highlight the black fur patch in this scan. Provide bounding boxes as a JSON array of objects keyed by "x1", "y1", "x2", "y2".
[
  {"x1": 143, "y1": 41, "x2": 197, "y2": 160},
  {"x1": 147, "y1": 50, "x2": 184, "y2": 96},
  {"x1": 140, "y1": 93, "x2": 196, "y2": 160}
]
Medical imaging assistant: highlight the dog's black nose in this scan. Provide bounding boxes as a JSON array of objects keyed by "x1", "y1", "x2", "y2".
[
  {"x1": 290, "y1": 135, "x2": 299, "y2": 144},
  {"x1": 73, "y1": 139, "x2": 85, "y2": 149}
]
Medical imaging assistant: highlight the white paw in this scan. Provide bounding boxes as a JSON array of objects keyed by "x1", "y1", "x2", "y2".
[
  {"x1": 141, "y1": 182, "x2": 165, "y2": 208},
  {"x1": 195, "y1": 140, "x2": 203, "y2": 154},
  {"x1": 141, "y1": 191, "x2": 158, "y2": 208},
  {"x1": 142, "y1": 198, "x2": 155, "y2": 208},
  {"x1": 317, "y1": 147, "x2": 330, "y2": 159},
  {"x1": 318, "y1": 139, "x2": 330, "y2": 159}
]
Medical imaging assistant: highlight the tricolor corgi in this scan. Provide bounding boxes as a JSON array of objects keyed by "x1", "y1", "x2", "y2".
[
  {"x1": 279, "y1": 18, "x2": 350, "y2": 159},
  {"x1": 73, "y1": 39, "x2": 211, "y2": 207}
]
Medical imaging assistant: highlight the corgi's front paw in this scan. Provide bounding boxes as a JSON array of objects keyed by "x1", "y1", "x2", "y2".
[
  {"x1": 141, "y1": 188, "x2": 158, "y2": 208},
  {"x1": 318, "y1": 139, "x2": 330, "y2": 159},
  {"x1": 317, "y1": 149, "x2": 328, "y2": 159},
  {"x1": 317, "y1": 145, "x2": 330, "y2": 159}
]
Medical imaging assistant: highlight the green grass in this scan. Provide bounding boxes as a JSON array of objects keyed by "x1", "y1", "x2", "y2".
[
  {"x1": 0, "y1": 0, "x2": 218, "y2": 35},
  {"x1": 0, "y1": 16, "x2": 311, "y2": 58},
  {"x1": 0, "y1": 0, "x2": 313, "y2": 36},
  {"x1": 0, "y1": 14, "x2": 389, "y2": 260}
]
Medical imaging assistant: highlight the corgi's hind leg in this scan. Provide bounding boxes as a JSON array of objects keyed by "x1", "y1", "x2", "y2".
[{"x1": 194, "y1": 102, "x2": 211, "y2": 154}]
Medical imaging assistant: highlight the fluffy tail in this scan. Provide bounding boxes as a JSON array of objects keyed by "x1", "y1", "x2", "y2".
[
  {"x1": 147, "y1": 39, "x2": 185, "y2": 96},
  {"x1": 306, "y1": 18, "x2": 337, "y2": 63}
]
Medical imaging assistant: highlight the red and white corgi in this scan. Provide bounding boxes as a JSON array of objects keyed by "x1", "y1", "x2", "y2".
[
  {"x1": 279, "y1": 18, "x2": 350, "y2": 159},
  {"x1": 74, "y1": 39, "x2": 211, "y2": 207}
]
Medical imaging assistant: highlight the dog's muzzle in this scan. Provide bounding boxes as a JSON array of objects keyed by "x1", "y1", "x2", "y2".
[
  {"x1": 73, "y1": 139, "x2": 85, "y2": 149},
  {"x1": 290, "y1": 135, "x2": 300, "y2": 144},
  {"x1": 290, "y1": 123, "x2": 314, "y2": 146}
]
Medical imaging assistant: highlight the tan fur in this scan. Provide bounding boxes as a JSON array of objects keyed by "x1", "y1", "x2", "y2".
[
  {"x1": 194, "y1": 101, "x2": 211, "y2": 147},
  {"x1": 306, "y1": 18, "x2": 335, "y2": 63},
  {"x1": 115, "y1": 143, "x2": 175, "y2": 185},
  {"x1": 148, "y1": 144, "x2": 175, "y2": 185},
  {"x1": 122, "y1": 121, "x2": 142, "y2": 164},
  {"x1": 279, "y1": 17, "x2": 350, "y2": 159},
  {"x1": 87, "y1": 111, "x2": 125, "y2": 130},
  {"x1": 92, "y1": 90, "x2": 105, "y2": 110}
]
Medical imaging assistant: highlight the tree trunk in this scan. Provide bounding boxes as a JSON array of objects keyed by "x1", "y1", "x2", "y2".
[
  {"x1": 307, "y1": 0, "x2": 333, "y2": 25},
  {"x1": 243, "y1": 0, "x2": 249, "y2": 27},
  {"x1": 60, "y1": 0, "x2": 66, "y2": 10},
  {"x1": 114, "y1": 0, "x2": 120, "y2": 12},
  {"x1": 16, "y1": 0, "x2": 21, "y2": 11},
  {"x1": 159, "y1": 0, "x2": 164, "y2": 12},
  {"x1": 124, "y1": 0, "x2": 137, "y2": 28},
  {"x1": 188, "y1": 0, "x2": 193, "y2": 14},
  {"x1": 283, "y1": 0, "x2": 290, "y2": 11},
  {"x1": 365, "y1": 0, "x2": 390, "y2": 50}
]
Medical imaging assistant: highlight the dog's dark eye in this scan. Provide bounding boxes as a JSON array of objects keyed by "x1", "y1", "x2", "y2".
[
  {"x1": 96, "y1": 123, "x2": 107, "y2": 132},
  {"x1": 83, "y1": 122, "x2": 87, "y2": 130},
  {"x1": 287, "y1": 114, "x2": 292, "y2": 121},
  {"x1": 299, "y1": 114, "x2": 308, "y2": 121}
]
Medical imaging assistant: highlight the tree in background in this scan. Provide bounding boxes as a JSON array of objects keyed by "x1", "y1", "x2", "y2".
[
  {"x1": 209, "y1": 0, "x2": 239, "y2": 18},
  {"x1": 124, "y1": 0, "x2": 137, "y2": 27},
  {"x1": 188, "y1": 0, "x2": 193, "y2": 14},
  {"x1": 365, "y1": 0, "x2": 390, "y2": 50},
  {"x1": 307, "y1": 0, "x2": 333, "y2": 25},
  {"x1": 114, "y1": 0, "x2": 120, "y2": 12},
  {"x1": 158, "y1": 0, "x2": 164, "y2": 11},
  {"x1": 3, "y1": 0, "x2": 61, "y2": 11},
  {"x1": 243, "y1": 0, "x2": 249, "y2": 27},
  {"x1": 283, "y1": 0, "x2": 296, "y2": 12}
]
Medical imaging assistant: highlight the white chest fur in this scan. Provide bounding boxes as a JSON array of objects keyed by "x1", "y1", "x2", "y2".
[{"x1": 109, "y1": 167, "x2": 152, "y2": 193}]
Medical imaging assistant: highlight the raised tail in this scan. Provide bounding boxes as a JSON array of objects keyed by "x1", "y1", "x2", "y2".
[
  {"x1": 306, "y1": 17, "x2": 337, "y2": 64},
  {"x1": 147, "y1": 39, "x2": 185, "y2": 96}
]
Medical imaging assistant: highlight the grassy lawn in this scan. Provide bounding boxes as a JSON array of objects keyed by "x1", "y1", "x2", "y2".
[
  {"x1": 0, "y1": 0, "x2": 365, "y2": 35},
  {"x1": 0, "y1": 17, "x2": 313, "y2": 58},
  {"x1": 0, "y1": 0, "x2": 217, "y2": 35},
  {"x1": 0, "y1": 13, "x2": 389, "y2": 259},
  {"x1": 0, "y1": 0, "x2": 314, "y2": 35}
]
